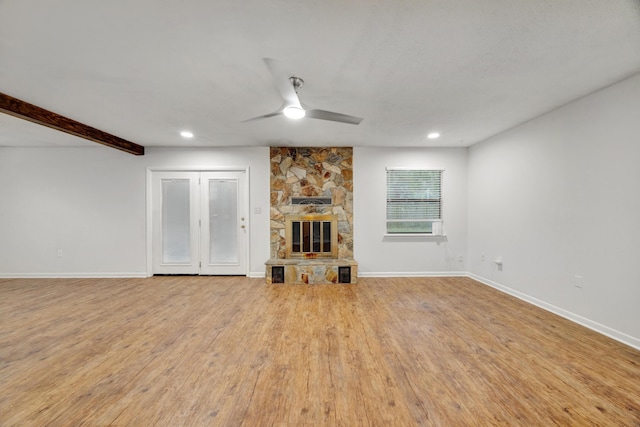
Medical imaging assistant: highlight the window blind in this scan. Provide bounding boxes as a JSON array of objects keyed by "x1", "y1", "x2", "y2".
[{"x1": 386, "y1": 169, "x2": 442, "y2": 234}]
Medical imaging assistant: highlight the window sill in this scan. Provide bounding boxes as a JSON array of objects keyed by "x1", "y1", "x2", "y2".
[{"x1": 383, "y1": 233, "x2": 448, "y2": 240}]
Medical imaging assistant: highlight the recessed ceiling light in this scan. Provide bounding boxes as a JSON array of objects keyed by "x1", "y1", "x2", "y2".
[
  {"x1": 180, "y1": 131, "x2": 194, "y2": 138},
  {"x1": 427, "y1": 132, "x2": 440, "y2": 139}
]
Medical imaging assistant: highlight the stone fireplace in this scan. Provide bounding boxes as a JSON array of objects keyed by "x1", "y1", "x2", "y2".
[{"x1": 265, "y1": 147, "x2": 357, "y2": 284}]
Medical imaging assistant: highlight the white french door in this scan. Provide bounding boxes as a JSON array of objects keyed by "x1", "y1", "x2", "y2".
[
  {"x1": 151, "y1": 170, "x2": 247, "y2": 275},
  {"x1": 199, "y1": 171, "x2": 247, "y2": 275}
]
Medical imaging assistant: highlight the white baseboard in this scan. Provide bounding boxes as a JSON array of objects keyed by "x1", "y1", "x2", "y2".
[
  {"x1": 358, "y1": 271, "x2": 467, "y2": 278},
  {"x1": 248, "y1": 271, "x2": 266, "y2": 278},
  {"x1": 0, "y1": 272, "x2": 148, "y2": 279},
  {"x1": 1, "y1": 272, "x2": 267, "y2": 279},
  {"x1": 468, "y1": 273, "x2": 640, "y2": 351}
]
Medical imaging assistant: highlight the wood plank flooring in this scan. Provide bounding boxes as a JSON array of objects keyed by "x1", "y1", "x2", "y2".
[{"x1": 1, "y1": 276, "x2": 639, "y2": 426}]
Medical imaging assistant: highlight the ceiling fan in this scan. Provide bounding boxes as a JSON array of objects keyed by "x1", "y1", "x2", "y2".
[{"x1": 243, "y1": 58, "x2": 363, "y2": 125}]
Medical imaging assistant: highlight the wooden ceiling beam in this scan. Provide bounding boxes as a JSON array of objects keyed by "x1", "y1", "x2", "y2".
[{"x1": 0, "y1": 91, "x2": 144, "y2": 156}]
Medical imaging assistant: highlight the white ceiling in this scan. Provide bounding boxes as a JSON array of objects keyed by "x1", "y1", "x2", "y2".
[{"x1": 1, "y1": 0, "x2": 640, "y2": 151}]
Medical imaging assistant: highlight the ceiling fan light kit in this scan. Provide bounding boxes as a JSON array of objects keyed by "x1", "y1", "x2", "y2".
[
  {"x1": 243, "y1": 58, "x2": 363, "y2": 125},
  {"x1": 283, "y1": 105, "x2": 305, "y2": 119}
]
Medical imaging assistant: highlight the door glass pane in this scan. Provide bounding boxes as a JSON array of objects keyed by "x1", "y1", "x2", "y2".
[
  {"x1": 162, "y1": 179, "x2": 191, "y2": 263},
  {"x1": 312, "y1": 221, "x2": 321, "y2": 252},
  {"x1": 209, "y1": 179, "x2": 238, "y2": 264},
  {"x1": 302, "y1": 221, "x2": 310, "y2": 252},
  {"x1": 322, "y1": 221, "x2": 331, "y2": 252},
  {"x1": 292, "y1": 221, "x2": 301, "y2": 252}
]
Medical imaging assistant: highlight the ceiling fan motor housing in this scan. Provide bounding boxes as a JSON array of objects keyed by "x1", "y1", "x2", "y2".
[{"x1": 289, "y1": 76, "x2": 304, "y2": 92}]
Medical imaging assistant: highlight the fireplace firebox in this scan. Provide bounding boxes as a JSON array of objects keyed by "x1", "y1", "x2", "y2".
[{"x1": 285, "y1": 214, "x2": 338, "y2": 259}]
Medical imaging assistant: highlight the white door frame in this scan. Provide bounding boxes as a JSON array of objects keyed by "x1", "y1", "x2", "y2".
[{"x1": 146, "y1": 166, "x2": 251, "y2": 277}]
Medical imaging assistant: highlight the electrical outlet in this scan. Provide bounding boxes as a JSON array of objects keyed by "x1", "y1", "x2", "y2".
[
  {"x1": 458, "y1": 255, "x2": 464, "y2": 263},
  {"x1": 574, "y1": 275, "x2": 583, "y2": 288},
  {"x1": 57, "y1": 250, "x2": 63, "y2": 257},
  {"x1": 481, "y1": 254, "x2": 485, "y2": 261}
]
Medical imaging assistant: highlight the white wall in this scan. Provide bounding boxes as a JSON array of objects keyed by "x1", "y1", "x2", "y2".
[
  {"x1": 0, "y1": 146, "x2": 146, "y2": 276},
  {"x1": 353, "y1": 147, "x2": 468, "y2": 275},
  {"x1": 467, "y1": 73, "x2": 640, "y2": 347},
  {"x1": 0, "y1": 146, "x2": 271, "y2": 277}
]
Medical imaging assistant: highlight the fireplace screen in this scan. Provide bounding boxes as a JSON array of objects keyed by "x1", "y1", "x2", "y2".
[{"x1": 285, "y1": 214, "x2": 338, "y2": 258}]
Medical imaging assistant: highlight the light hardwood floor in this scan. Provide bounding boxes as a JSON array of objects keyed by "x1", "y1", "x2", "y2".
[{"x1": 1, "y1": 276, "x2": 639, "y2": 426}]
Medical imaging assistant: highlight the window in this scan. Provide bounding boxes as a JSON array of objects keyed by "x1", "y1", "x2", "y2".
[{"x1": 386, "y1": 169, "x2": 443, "y2": 234}]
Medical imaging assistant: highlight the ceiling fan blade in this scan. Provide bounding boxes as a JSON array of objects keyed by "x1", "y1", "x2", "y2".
[
  {"x1": 263, "y1": 58, "x2": 302, "y2": 107},
  {"x1": 241, "y1": 109, "x2": 283, "y2": 123},
  {"x1": 305, "y1": 109, "x2": 363, "y2": 125}
]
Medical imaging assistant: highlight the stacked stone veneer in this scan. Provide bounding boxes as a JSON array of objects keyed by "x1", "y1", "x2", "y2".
[{"x1": 266, "y1": 146, "x2": 357, "y2": 284}]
